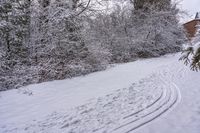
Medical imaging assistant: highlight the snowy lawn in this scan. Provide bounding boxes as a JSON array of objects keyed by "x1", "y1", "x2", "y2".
[{"x1": 0, "y1": 53, "x2": 200, "y2": 133}]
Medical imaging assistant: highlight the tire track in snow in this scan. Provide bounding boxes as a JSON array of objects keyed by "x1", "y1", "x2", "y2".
[
  {"x1": 113, "y1": 85, "x2": 170, "y2": 132},
  {"x1": 124, "y1": 84, "x2": 180, "y2": 133},
  {"x1": 123, "y1": 89, "x2": 164, "y2": 119},
  {"x1": 113, "y1": 79, "x2": 181, "y2": 133}
]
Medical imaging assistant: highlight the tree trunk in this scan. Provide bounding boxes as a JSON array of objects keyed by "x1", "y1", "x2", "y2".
[{"x1": 6, "y1": 33, "x2": 10, "y2": 53}]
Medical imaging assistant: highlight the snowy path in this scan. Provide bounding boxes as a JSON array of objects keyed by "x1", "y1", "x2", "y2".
[
  {"x1": 0, "y1": 53, "x2": 200, "y2": 133},
  {"x1": 134, "y1": 61, "x2": 200, "y2": 133}
]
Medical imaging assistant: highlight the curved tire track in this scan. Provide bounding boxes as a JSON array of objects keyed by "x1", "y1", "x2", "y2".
[
  {"x1": 124, "y1": 84, "x2": 180, "y2": 133},
  {"x1": 113, "y1": 80, "x2": 181, "y2": 133},
  {"x1": 113, "y1": 85, "x2": 170, "y2": 132},
  {"x1": 123, "y1": 89, "x2": 165, "y2": 119}
]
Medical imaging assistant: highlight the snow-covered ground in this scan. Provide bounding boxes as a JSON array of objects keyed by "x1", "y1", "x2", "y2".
[{"x1": 0, "y1": 53, "x2": 200, "y2": 133}]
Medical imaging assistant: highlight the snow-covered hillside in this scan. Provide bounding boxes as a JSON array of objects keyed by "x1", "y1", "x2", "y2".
[{"x1": 0, "y1": 53, "x2": 200, "y2": 133}]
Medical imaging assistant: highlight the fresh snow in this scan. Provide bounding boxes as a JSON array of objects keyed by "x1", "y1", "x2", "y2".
[{"x1": 0, "y1": 53, "x2": 200, "y2": 133}]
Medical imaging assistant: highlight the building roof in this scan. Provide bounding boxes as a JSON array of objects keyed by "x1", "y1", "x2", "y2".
[
  {"x1": 183, "y1": 19, "x2": 200, "y2": 26},
  {"x1": 183, "y1": 12, "x2": 200, "y2": 25}
]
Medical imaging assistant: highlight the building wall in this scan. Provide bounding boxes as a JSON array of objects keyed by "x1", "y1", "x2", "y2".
[{"x1": 184, "y1": 20, "x2": 200, "y2": 38}]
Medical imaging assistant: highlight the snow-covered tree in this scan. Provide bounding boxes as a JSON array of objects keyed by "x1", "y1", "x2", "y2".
[
  {"x1": 132, "y1": 0, "x2": 171, "y2": 11},
  {"x1": 0, "y1": 0, "x2": 30, "y2": 57},
  {"x1": 24, "y1": 0, "x2": 107, "y2": 82},
  {"x1": 0, "y1": 0, "x2": 187, "y2": 91},
  {"x1": 87, "y1": 1, "x2": 185, "y2": 63},
  {"x1": 132, "y1": 3, "x2": 185, "y2": 56},
  {"x1": 0, "y1": 0, "x2": 32, "y2": 90},
  {"x1": 180, "y1": 22, "x2": 200, "y2": 71}
]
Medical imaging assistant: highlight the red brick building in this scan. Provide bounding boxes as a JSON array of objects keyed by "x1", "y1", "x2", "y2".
[{"x1": 184, "y1": 12, "x2": 200, "y2": 39}]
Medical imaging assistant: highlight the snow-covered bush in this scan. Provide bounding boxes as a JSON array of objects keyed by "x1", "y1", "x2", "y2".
[{"x1": 87, "y1": 2, "x2": 185, "y2": 63}]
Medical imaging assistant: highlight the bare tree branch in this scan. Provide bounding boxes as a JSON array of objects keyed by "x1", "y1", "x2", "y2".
[{"x1": 75, "y1": 0, "x2": 91, "y2": 16}]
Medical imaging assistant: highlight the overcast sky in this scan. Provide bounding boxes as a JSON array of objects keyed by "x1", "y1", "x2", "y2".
[{"x1": 179, "y1": 0, "x2": 200, "y2": 23}]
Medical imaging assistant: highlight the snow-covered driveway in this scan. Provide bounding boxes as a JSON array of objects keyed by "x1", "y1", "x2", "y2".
[{"x1": 0, "y1": 53, "x2": 200, "y2": 133}]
